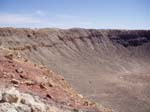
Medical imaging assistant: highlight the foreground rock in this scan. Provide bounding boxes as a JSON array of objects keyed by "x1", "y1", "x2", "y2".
[{"x1": 0, "y1": 87, "x2": 71, "y2": 112}]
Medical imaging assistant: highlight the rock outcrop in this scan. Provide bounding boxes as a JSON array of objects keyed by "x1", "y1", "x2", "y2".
[{"x1": 0, "y1": 87, "x2": 72, "y2": 112}]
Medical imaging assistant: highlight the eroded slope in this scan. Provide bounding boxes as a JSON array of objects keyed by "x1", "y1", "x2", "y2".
[{"x1": 0, "y1": 28, "x2": 150, "y2": 112}]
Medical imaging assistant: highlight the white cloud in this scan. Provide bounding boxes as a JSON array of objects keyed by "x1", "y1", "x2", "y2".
[
  {"x1": 0, "y1": 13, "x2": 43, "y2": 24},
  {"x1": 0, "y1": 12, "x2": 93, "y2": 28},
  {"x1": 35, "y1": 10, "x2": 46, "y2": 16}
]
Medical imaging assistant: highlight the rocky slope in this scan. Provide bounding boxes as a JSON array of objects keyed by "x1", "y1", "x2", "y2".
[
  {"x1": 0, "y1": 28, "x2": 150, "y2": 112},
  {"x1": 0, "y1": 49, "x2": 110, "y2": 112}
]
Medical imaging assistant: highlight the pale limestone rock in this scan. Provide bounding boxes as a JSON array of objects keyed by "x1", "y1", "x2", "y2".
[
  {"x1": 20, "y1": 93, "x2": 35, "y2": 106},
  {"x1": 0, "y1": 103, "x2": 17, "y2": 112},
  {"x1": 2, "y1": 87, "x2": 20, "y2": 103},
  {"x1": 14, "y1": 104, "x2": 31, "y2": 112},
  {"x1": 0, "y1": 87, "x2": 73, "y2": 112}
]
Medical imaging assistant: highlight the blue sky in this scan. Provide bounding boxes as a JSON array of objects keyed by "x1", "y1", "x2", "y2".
[{"x1": 0, "y1": 0, "x2": 149, "y2": 29}]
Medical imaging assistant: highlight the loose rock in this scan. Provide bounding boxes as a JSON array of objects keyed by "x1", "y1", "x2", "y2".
[
  {"x1": 16, "y1": 68, "x2": 23, "y2": 73},
  {"x1": 4, "y1": 54, "x2": 13, "y2": 60},
  {"x1": 10, "y1": 79, "x2": 20, "y2": 85}
]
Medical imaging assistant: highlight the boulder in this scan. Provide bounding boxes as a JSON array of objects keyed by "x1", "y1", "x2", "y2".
[{"x1": 1, "y1": 87, "x2": 20, "y2": 103}]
